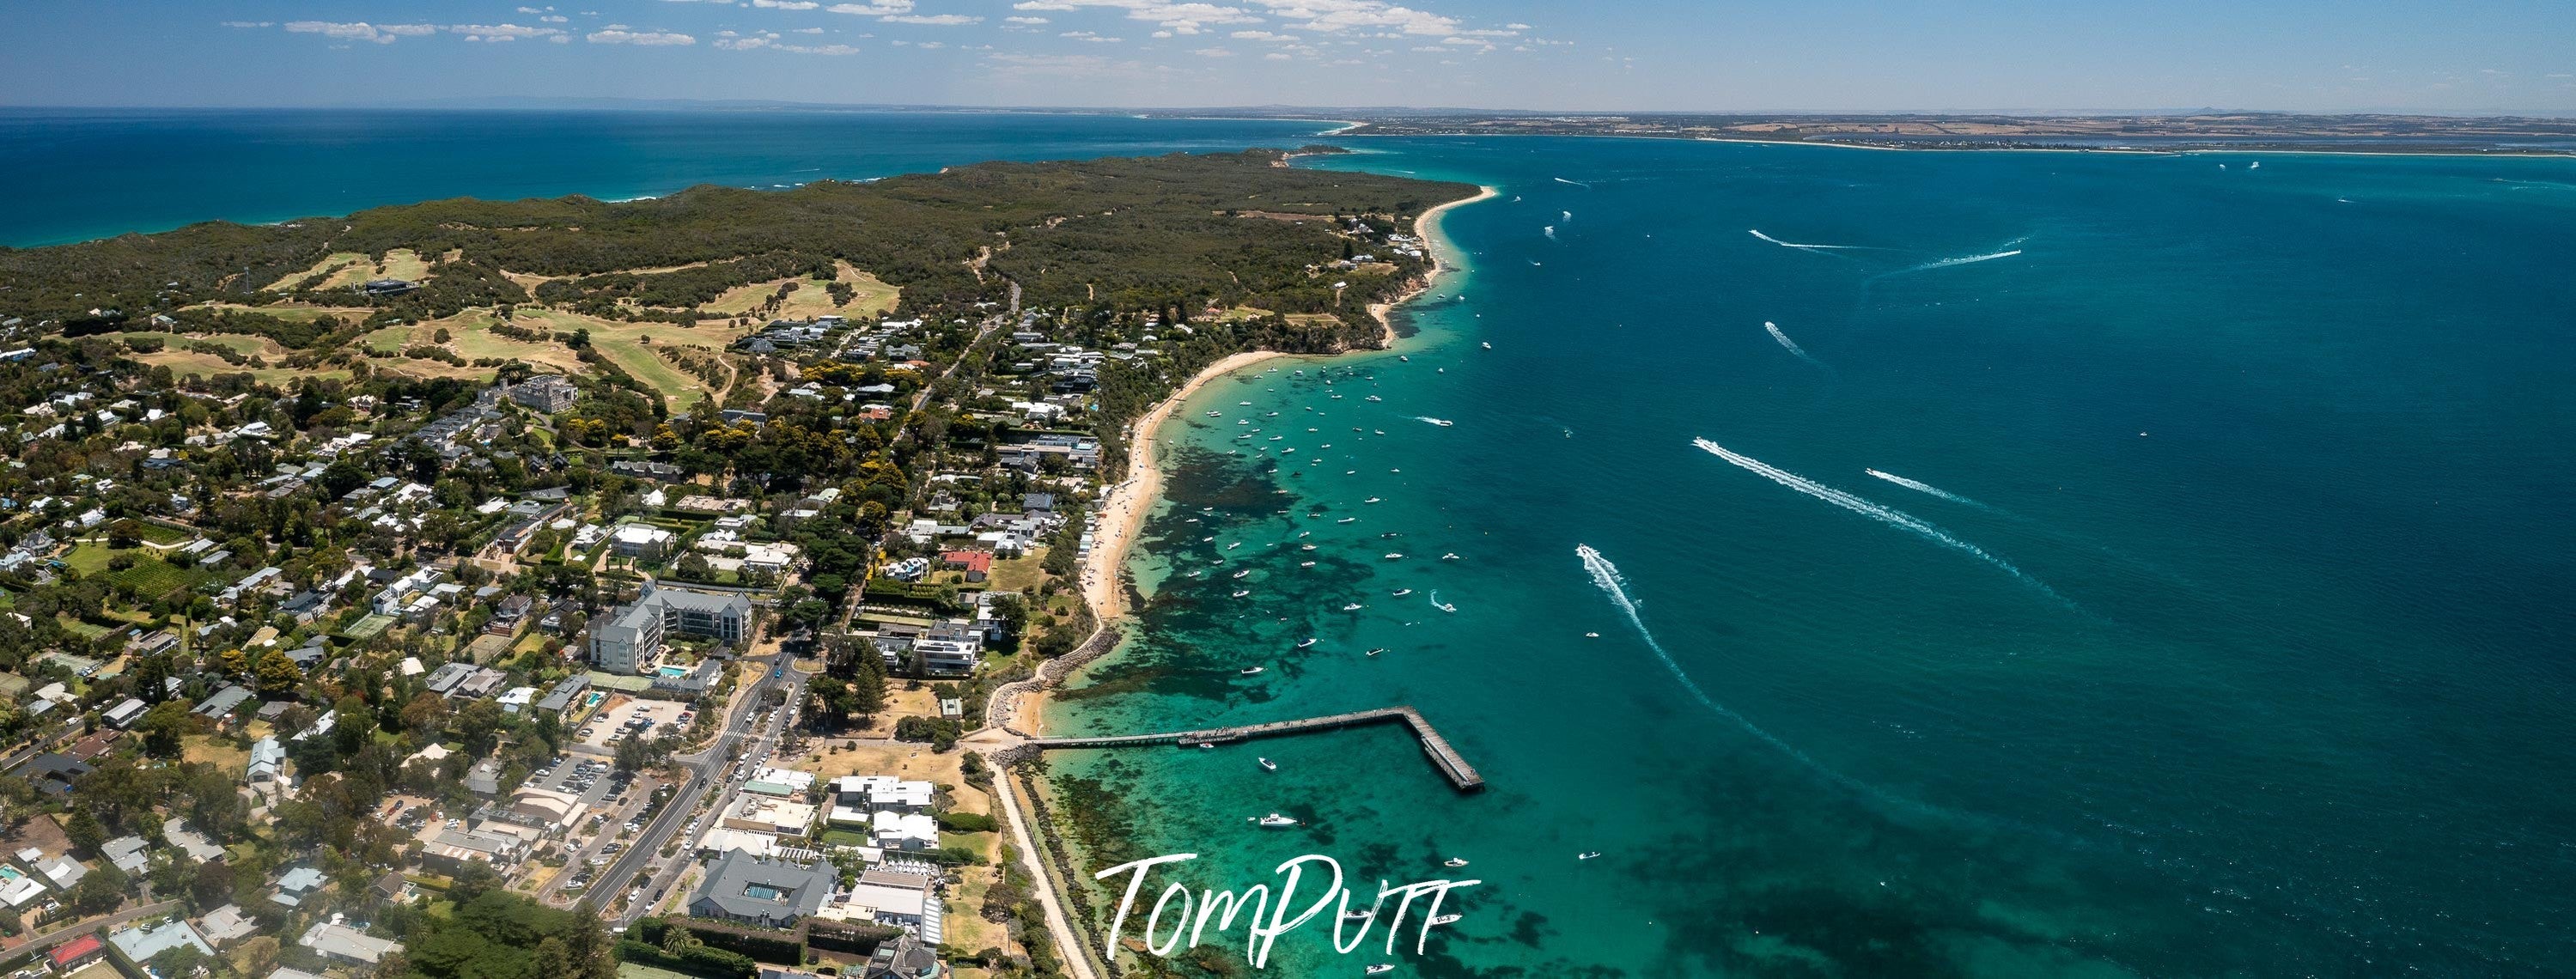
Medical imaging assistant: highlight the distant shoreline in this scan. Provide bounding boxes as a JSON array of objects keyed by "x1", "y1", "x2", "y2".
[{"x1": 1332, "y1": 129, "x2": 2576, "y2": 160}]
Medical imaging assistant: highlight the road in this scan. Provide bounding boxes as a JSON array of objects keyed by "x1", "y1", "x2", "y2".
[
  {"x1": 588, "y1": 644, "x2": 807, "y2": 923},
  {"x1": 9, "y1": 900, "x2": 179, "y2": 956}
]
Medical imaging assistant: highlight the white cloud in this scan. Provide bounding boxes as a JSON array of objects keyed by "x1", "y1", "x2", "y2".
[
  {"x1": 588, "y1": 28, "x2": 696, "y2": 44},
  {"x1": 452, "y1": 23, "x2": 568, "y2": 41},
  {"x1": 793, "y1": 27, "x2": 825, "y2": 33},
  {"x1": 1243, "y1": 0, "x2": 1463, "y2": 37},
  {"x1": 543, "y1": 15, "x2": 568, "y2": 22},
  {"x1": 1192, "y1": 46, "x2": 1233, "y2": 56},
  {"x1": 283, "y1": 21, "x2": 436, "y2": 44},
  {"x1": 753, "y1": 0, "x2": 822, "y2": 8},
  {"x1": 1005, "y1": 15, "x2": 1050, "y2": 23},
  {"x1": 1263, "y1": 51, "x2": 1289, "y2": 60},
  {"x1": 827, "y1": 1, "x2": 917, "y2": 14},
  {"x1": 880, "y1": 13, "x2": 981, "y2": 24},
  {"x1": 221, "y1": 21, "x2": 273, "y2": 28},
  {"x1": 1062, "y1": 30, "x2": 1122, "y2": 41},
  {"x1": 550, "y1": 34, "x2": 570, "y2": 42}
]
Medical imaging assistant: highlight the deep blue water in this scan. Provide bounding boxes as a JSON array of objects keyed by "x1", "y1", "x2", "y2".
[
  {"x1": 0, "y1": 108, "x2": 1331, "y2": 246},
  {"x1": 9, "y1": 110, "x2": 2573, "y2": 976}
]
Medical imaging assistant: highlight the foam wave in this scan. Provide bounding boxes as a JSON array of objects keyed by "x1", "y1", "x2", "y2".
[
  {"x1": 1693, "y1": 439, "x2": 2064, "y2": 602},
  {"x1": 1864, "y1": 468, "x2": 1989, "y2": 510},
  {"x1": 1543, "y1": 225, "x2": 1556, "y2": 240},
  {"x1": 1763, "y1": 320, "x2": 1827, "y2": 369},
  {"x1": 1561, "y1": 210, "x2": 1573, "y2": 222},
  {"x1": 1749, "y1": 228, "x2": 1860, "y2": 251}
]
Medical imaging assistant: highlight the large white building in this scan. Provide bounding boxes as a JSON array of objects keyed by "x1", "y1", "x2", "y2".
[{"x1": 588, "y1": 583, "x2": 751, "y2": 674}]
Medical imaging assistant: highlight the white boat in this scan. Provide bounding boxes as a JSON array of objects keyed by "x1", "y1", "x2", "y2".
[
  {"x1": 1385, "y1": 553, "x2": 1404, "y2": 560},
  {"x1": 1440, "y1": 553, "x2": 1461, "y2": 561},
  {"x1": 1429, "y1": 592, "x2": 1457, "y2": 613},
  {"x1": 1202, "y1": 536, "x2": 1215, "y2": 542},
  {"x1": 1392, "y1": 588, "x2": 1413, "y2": 597},
  {"x1": 1366, "y1": 648, "x2": 1386, "y2": 656},
  {"x1": 1366, "y1": 395, "x2": 1383, "y2": 402},
  {"x1": 1232, "y1": 569, "x2": 1251, "y2": 579},
  {"x1": 1338, "y1": 517, "x2": 1357, "y2": 524},
  {"x1": 1232, "y1": 590, "x2": 1251, "y2": 598},
  {"x1": 1429, "y1": 914, "x2": 1461, "y2": 926},
  {"x1": 1295, "y1": 638, "x2": 1318, "y2": 648},
  {"x1": 1206, "y1": 410, "x2": 1222, "y2": 417},
  {"x1": 1259, "y1": 757, "x2": 1277, "y2": 771},
  {"x1": 1342, "y1": 909, "x2": 1374, "y2": 922},
  {"x1": 1442, "y1": 858, "x2": 1468, "y2": 867},
  {"x1": 1300, "y1": 561, "x2": 1317, "y2": 568},
  {"x1": 1577, "y1": 851, "x2": 1602, "y2": 860},
  {"x1": 1302, "y1": 544, "x2": 1318, "y2": 551},
  {"x1": 1366, "y1": 966, "x2": 1395, "y2": 976},
  {"x1": 1420, "y1": 417, "x2": 1454, "y2": 427},
  {"x1": 1255, "y1": 813, "x2": 1300, "y2": 827},
  {"x1": 1227, "y1": 542, "x2": 1241, "y2": 550},
  {"x1": 1585, "y1": 632, "x2": 1599, "y2": 638},
  {"x1": 1398, "y1": 356, "x2": 1410, "y2": 362},
  {"x1": 1239, "y1": 401, "x2": 1252, "y2": 406},
  {"x1": 1363, "y1": 496, "x2": 1382, "y2": 504},
  {"x1": 1481, "y1": 342, "x2": 1492, "y2": 350},
  {"x1": 1241, "y1": 666, "x2": 1264, "y2": 675},
  {"x1": 1342, "y1": 603, "x2": 1363, "y2": 611}
]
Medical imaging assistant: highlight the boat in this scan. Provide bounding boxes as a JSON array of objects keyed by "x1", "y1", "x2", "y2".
[
  {"x1": 1429, "y1": 914, "x2": 1461, "y2": 926},
  {"x1": 1363, "y1": 496, "x2": 1382, "y2": 504},
  {"x1": 1259, "y1": 757, "x2": 1277, "y2": 771},
  {"x1": 1442, "y1": 858, "x2": 1469, "y2": 868},
  {"x1": 1481, "y1": 342, "x2": 1492, "y2": 350},
  {"x1": 1577, "y1": 851, "x2": 1602, "y2": 860},
  {"x1": 1239, "y1": 401, "x2": 1252, "y2": 406},
  {"x1": 1338, "y1": 517, "x2": 1357, "y2": 524},
  {"x1": 1384, "y1": 553, "x2": 1404, "y2": 560},
  {"x1": 1199, "y1": 743, "x2": 1215, "y2": 750},
  {"x1": 1241, "y1": 666, "x2": 1264, "y2": 675},
  {"x1": 1585, "y1": 632, "x2": 1599, "y2": 638},
  {"x1": 1374, "y1": 429, "x2": 1386, "y2": 435},
  {"x1": 1430, "y1": 592, "x2": 1457, "y2": 613},
  {"x1": 1342, "y1": 603, "x2": 1364, "y2": 611},
  {"x1": 1440, "y1": 553, "x2": 1461, "y2": 561},
  {"x1": 1392, "y1": 588, "x2": 1413, "y2": 597},
  {"x1": 1302, "y1": 544, "x2": 1318, "y2": 551},
  {"x1": 1300, "y1": 561, "x2": 1317, "y2": 568},
  {"x1": 1232, "y1": 569, "x2": 1251, "y2": 579},
  {"x1": 1295, "y1": 638, "x2": 1318, "y2": 648},
  {"x1": 1420, "y1": 417, "x2": 1454, "y2": 427},
  {"x1": 1342, "y1": 909, "x2": 1374, "y2": 922},
  {"x1": 1255, "y1": 813, "x2": 1300, "y2": 827},
  {"x1": 1366, "y1": 966, "x2": 1396, "y2": 976},
  {"x1": 1202, "y1": 536, "x2": 1215, "y2": 542},
  {"x1": 1232, "y1": 590, "x2": 1251, "y2": 598},
  {"x1": 1366, "y1": 395, "x2": 1383, "y2": 402},
  {"x1": 1398, "y1": 356, "x2": 1410, "y2": 362},
  {"x1": 1366, "y1": 648, "x2": 1387, "y2": 657},
  {"x1": 1206, "y1": 410, "x2": 1222, "y2": 417}
]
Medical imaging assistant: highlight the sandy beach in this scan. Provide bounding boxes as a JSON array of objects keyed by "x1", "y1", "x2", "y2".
[{"x1": 1075, "y1": 183, "x2": 1496, "y2": 633}]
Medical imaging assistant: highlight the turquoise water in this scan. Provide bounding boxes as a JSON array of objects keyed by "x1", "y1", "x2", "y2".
[
  {"x1": 0, "y1": 108, "x2": 1331, "y2": 246},
  {"x1": 6, "y1": 110, "x2": 2573, "y2": 975},
  {"x1": 1045, "y1": 139, "x2": 2576, "y2": 976}
]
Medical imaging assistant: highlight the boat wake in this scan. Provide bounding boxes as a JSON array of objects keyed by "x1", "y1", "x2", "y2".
[
  {"x1": 1763, "y1": 321, "x2": 1828, "y2": 370},
  {"x1": 1553, "y1": 177, "x2": 1591, "y2": 188},
  {"x1": 1749, "y1": 228, "x2": 1860, "y2": 251},
  {"x1": 1893, "y1": 248, "x2": 2022, "y2": 274},
  {"x1": 1413, "y1": 417, "x2": 1454, "y2": 428},
  {"x1": 1863, "y1": 468, "x2": 1992, "y2": 511},
  {"x1": 1693, "y1": 439, "x2": 2066, "y2": 604},
  {"x1": 1543, "y1": 225, "x2": 1556, "y2": 240}
]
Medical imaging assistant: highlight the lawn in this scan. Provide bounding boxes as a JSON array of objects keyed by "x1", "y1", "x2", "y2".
[
  {"x1": 263, "y1": 252, "x2": 369, "y2": 292},
  {"x1": 342, "y1": 613, "x2": 398, "y2": 640},
  {"x1": 102, "y1": 557, "x2": 193, "y2": 599},
  {"x1": 133, "y1": 348, "x2": 349, "y2": 385},
  {"x1": 985, "y1": 550, "x2": 1050, "y2": 594},
  {"x1": 697, "y1": 261, "x2": 899, "y2": 320},
  {"x1": 183, "y1": 733, "x2": 250, "y2": 775},
  {"x1": 185, "y1": 302, "x2": 376, "y2": 324},
  {"x1": 60, "y1": 542, "x2": 114, "y2": 574}
]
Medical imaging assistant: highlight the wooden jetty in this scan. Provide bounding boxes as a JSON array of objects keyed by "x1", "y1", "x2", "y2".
[{"x1": 1029, "y1": 706, "x2": 1483, "y2": 792}]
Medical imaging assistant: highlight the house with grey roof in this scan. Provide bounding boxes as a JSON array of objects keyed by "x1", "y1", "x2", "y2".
[
  {"x1": 101, "y1": 836, "x2": 149, "y2": 875},
  {"x1": 109, "y1": 919, "x2": 214, "y2": 962},
  {"x1": 299, "y1": 921, "x2": 401, "y2": 964},
  {"x1": 687, "y1": 849, "x2": 837, "y2": 929},
  {"x1": 197, "y1": 903, "x2": 258, "y2": 945},
  {"x1": 272, "y1": 867, "x2": 326, "y2": 907}
]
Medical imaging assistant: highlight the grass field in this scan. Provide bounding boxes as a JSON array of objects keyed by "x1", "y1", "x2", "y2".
[
  {"x1": 506, "y1": 309, "x2": 753, "y2": 408},
  {"x1": 183, "y1": 733, "x2": 251, "y2": 775},
  {"x1": 59, "y1": 542, "x2": 113, "y2": 574},
  {"x1": 133, "y1": 348, "x2": 350, "y2": 385},
  {"x1": 317, "y1": 247, "x2": 432, "y2": 289},
  {"x1": 264, "y1": 252, "x2": 368, "y2": 292},
  {"x1": 103, "y1": 557, "x2": 193, "y2": 598},
  {"x1": 186, "y1": 302, "x2": 376, "y2": 324},
  {"x1": 698, "y1": 260, "x2": 899, "y2": 320},
  {"x1": 984, "y1": 550, "x2": 1049, "y2": 595}
]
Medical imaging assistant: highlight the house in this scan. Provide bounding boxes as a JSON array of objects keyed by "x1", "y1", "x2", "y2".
[
  {"x1": 109, "y1": 918, "x2": 216, "y2": 962},
  {"x1": 193, "y1": 684, "x2": 257, "y2": 721},
  {"x1": 611, "y1": 524, "x2": 677, "y2": 560},
  {"x1": 300, "y1": 921, "x2": 403, "y2": 964},
  {"x1": 687, "y1": 849, "x2": 837, "y2": 928},
  {"x1": 103, "y1": 696, "x2": 149, "y2": 728},
  {"x1": 164, "y1": 818, "x2": 227, "y2": 862},
  {"x1": 862, "y1": 933, "x2": 942, "y2": 979},
  {"x1": 18, "y1": 752, "x2": 91, "y2": 795},
  {"x1": 834, "y1": 867, "x2": 935, "y2": 930},
  {"x1": 721, "y1": 795, "x2": 817, "y2": 836},
  {"x1": 198, "y1": 904, "x2": 259, "y2": 946},
  {"x1": 272, "y1": 867, "x2": 326, "y2": 907},
  {"x1": 870, "y1": 811, "x2": 939, "y2": 851},
  {"x1": 533, "y1": 675, "x2": 590, "y2": 717},
  {"x1": 359, "y1": 278, "x2": 419, "y2": 297},
  {"x1": 102, "y1": 836, "x2": 150, "y2": 874},
  {"x1": 466, "y1": 759, "x2": 504, "y2": 796},
  {"x1": 49, "y1": 935, "x2": 106, "y2": 972},
  {"x1": 247, "y1": 737, "x2": 284, "y2": 781},
  {"x1": 37, "y1": 854, "x2": 87, "y2": 890},
  {"x1": 422, "y1": 828, "x2": 529, "y2": 875},
  {"x1": 939, "y1": 550, "x2": 993, "y2": 582}
]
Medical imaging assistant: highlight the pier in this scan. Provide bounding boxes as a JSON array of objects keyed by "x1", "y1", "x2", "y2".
[{"x1": 1028, "y1": 706, "x2": 1483, "y2": 792}]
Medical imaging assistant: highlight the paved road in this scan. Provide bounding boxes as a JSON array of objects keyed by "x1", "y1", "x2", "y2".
[{"x1": 590, "y1": 647, "x2": 806, "y2": 922}]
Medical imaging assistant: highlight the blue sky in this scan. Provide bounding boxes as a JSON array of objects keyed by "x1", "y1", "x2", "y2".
[{"x1": 3, "y1": 0, "x2": 2571, "y2": 112}]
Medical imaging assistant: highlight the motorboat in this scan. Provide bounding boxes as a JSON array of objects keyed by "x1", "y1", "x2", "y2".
[
  {"x1": 1420, "y1": 417, "x2": 1454, "y2": 427},
  {"x1": 1241, "y1": 666, "x2": 1264, "y2": 675},
  {"x1": 1295, "y1": 638, "x2": 1318, "y2": 648},
  {"x1": 1442, "y1": 858, "x2": 1469, "y2": 868},
  {"x1": 1577, "y1": 851, "x2": 1603, "y2": 860},
  {"x1": 1384, "y1": 553, "x2": 1404, "y2": 560},
  {"x1": 1259, "y1": 757, "x2": 1277, "y2": 771},
  {"x1": 1232, "y1": 590, "x2": 1251, "y2": 598},
  {"x1": 1343, "y1": 603, "x2": 1364, "y2": 611},
  {"x1": 1585, "y1": 632, "x2": 1600, "y2": 638},
  {"x1": 1366, "y1": 966, "x2": 1396, "y2": 976},
  {"x1": 1255, "y1": 813, "x2": 1300, "y2": 827},
  {"x1": 1429, "y1": 915, "x2": 1461, "y2": 926},
  {"x1": 1206, "y1": 410, "x2": 1222, "y2": 417},
  {"x1": 1364, "y1": 496, "x2": 1382, "y2": 504},
  {"x1": 1366, "y1": 648, "x2": 1386, "y2": 656},
  {"x1": 1366, "y1": 395, "x2": 1383, "y2": 402},
  {"x1": 1227, "y1": 542, "x2": 1241, "y2": 550},
  {"x1": 1302, "y1": 544, "x2": 1318, "y2": 551},
  {"x1": 1300, "y1": 561, "x2": 1317, "y2": 568},
  {"x1": 1232, "y1": 569, "x2": 1251, "y2": 579},
  {"x1": 1392, "y1": 588, "x2": 1413, "y2": 597},
  {"x1": 1398, "y1": 356, "x2": 1410, "y2": 362},
  {"x1": 1481, "y1": 342, "x2": 1492, "y2": 350},
  {"x1": 1338, "y1": 517, "x2": 1358, "y2": 524},
  {"x1": 1440, "y1": 553, "x2": 1462, "y2": 561}
]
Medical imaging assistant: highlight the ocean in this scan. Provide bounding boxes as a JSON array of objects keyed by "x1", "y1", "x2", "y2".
[{"x1": 8, "y1": 110, "x2": 2573, "y2": 976}]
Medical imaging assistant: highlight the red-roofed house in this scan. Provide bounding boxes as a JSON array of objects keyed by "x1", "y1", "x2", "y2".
[
  {"x1": 939, "y1": 550, "x2": 993, "y2": 582},
  {"x1": 52, "y1": 934, "x2": 106, "y2": 971}
]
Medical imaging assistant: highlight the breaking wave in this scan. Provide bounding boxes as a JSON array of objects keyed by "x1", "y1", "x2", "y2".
[
  {"x1": 1693, "y1": 439, "x2": 2065, "y2": 604},
  {"x1": 1763, "y1": 320, "x2": 1826, "y2": 369}
]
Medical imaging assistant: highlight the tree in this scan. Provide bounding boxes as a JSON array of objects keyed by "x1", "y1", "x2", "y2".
[
  {"x1": 137, "y1": 700, "x2": 194, "y2": 757},
  {"x1": 191, "y1": 858, "x2": 237, "y2": 909},
  {"x1": 848, "y1": 642, "x2": 889, "y2": 721},
  {"x1": 70, "y1": 864, "x2": 126, "y2": 914},
  {"x1": 64, "y1": 808, "x2": 106, "y2": 854},
  {"x1": 253, "y1": 648, "x2": 303, "y2": 694},
  {"x1": 400, "y1": 691, "x2": 451, "y2": 736},
  {"x1": 612, "y1": 734, "x2": 650, "y2": 773},
  {"x1": 228, "y1": 936, "x2": 280, "y2": 978}
]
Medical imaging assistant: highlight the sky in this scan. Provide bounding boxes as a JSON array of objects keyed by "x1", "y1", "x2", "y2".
[{"x1": 3, "y1": 0, "x2": 2572, "y2": 112}]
